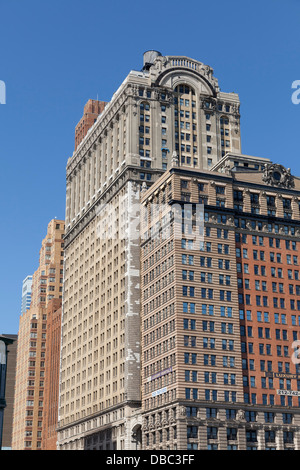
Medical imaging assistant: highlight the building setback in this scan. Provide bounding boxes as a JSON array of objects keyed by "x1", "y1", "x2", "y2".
[
  {"x1": 12, "y1": 219, "x2": 64, "y2": 450},
  {"x1": 57, "y1": 51, "x2": 300, "y2": 450}
]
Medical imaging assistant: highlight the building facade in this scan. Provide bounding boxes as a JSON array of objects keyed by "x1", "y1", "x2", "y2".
[
  {"x1": 58, "y1": 51, "x2": 243, "y2": 450},
  {"x1": 58, "y1": 51, "x2": 300, "y2": 450},
  {"x1": 12, "y1": 219, "x2": 64, "y2": 450},
  {"x1": 0, "y1": 335, "x2": 17, "y2": 450},
  {"x1": 140, "y1": 155, "x2": 300, "y2": 450},
  {"x1": 42, "y1": 298, "x2": 62, "y2": 450}
]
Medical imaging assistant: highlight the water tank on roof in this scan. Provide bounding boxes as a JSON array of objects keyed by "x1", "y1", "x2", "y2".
[{"x1": 143, "y1": 50, "x2": 162, "y2": 70}]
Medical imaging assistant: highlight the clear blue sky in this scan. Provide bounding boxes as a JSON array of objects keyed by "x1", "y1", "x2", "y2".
[{"x1": 0, "y1": 0, "x2": 299, "y2": 334}]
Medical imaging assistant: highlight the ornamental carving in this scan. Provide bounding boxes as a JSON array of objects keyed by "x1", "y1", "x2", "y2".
[
  {"x1": 171, "y1": 151, "x2": 179, "y2": 168},
  {"x1": 262, "y1": 164, "x2": 295, "y2": 188},
  {"x1": 236, "y1": 409, "x2": 246, "y2": 421}
]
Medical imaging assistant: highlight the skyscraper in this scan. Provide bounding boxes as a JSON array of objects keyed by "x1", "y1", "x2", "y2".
[
  {"x1": 12, "y1": 219, "x2": 64, "y2": 450},
  {"x1": 57, "y1": 51, "x2": 242, "y2": 450},
  {"x1": 140, "y1": 154, "x2": 300, "y2": 450},
  {"x1": 21, "y1": 275, "x2": 33, "y2": 315},
  {"x1": 58, "y1": 51, "x2": 300, "y2": 451},
  {"x1": 42, "y1": 298, "x2": 62, "y2": 450}
]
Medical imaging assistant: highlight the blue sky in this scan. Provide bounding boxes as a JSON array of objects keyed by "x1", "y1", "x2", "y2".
[{"x1": 0, "y1": 0, "x2": 299, "y2": 334}]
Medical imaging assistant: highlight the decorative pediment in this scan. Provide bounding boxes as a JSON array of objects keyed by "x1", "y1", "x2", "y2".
[{"x1": 262, "y1": 163, "x2": 295, "y2": 188}]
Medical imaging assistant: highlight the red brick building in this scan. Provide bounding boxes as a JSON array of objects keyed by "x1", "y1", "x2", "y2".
[{"x1": 75, "y1": 99, "x2": 106, "y2": 151}]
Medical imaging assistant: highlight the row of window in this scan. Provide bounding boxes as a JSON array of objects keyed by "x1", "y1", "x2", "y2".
[
  {"x1": 181, "y1": 186, "x2": 297, "y2": 217},
  {"x1": 240, "y1": 309, "x2": 300, "y2": 326},
  {"x1": 183, "y1": 238, "x2": 298, "y2": 263},
  {"x1": 182, "y1": 286, "x2": 233, "y2": 301},
  {"x1": 187, "y1": 407, "x2": 294, "y2": 423},
  {"x1": 238, "y1": 279, "x2": 300, "y2": 294},
  {"x1": 244, "y1": 392, "x2": 298, "y2": 407},
  {"x1": 185, "y1": 370, "x2": 237, "y2": 385},
  {"x1": 185, "y1": 388, "x2": 237, "y2": 402},
  {"x1": 238, "y1": 263, "x2": 300, "y2": 280},
  {"x1": 234, "y1": 218, "x2": 298, "y2": 234},
  {"x1": 242, "y1": 342, "x2": 291, "y2": 357},
  {"x1": 237, "y1": 248, "x2": 298, "y2": 264},
  {"x1": 234, "y1": 190, "x2": 294, "y2": 208},
  {"x1": 243, "y1": 359, "x2": 298, "y2": 374},
  {"x1": 243, "y1": 375, "x2": 299, "y2": 390},
  {"x1": 183, "y1": 254, "x2": 232, "y2": 270},
  {"x1": 187, "y1": 425, "x2": 295, "y2": 446},
  {"x1": 241, "y1": 325, "x2": 298, "y2": 340},
  {"x1": 186, "y1": 387, "x2": 300, "y2": 408},
  {"x1": 239, "y1": 293, "x2": 300, "y2": 310}
]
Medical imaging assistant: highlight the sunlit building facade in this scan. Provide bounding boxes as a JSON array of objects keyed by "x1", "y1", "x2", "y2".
[
  {"x1": 12, "y1": 219, "x2": 64, "y2": 450},
  {"x1": 58, "y1": 51, "x2": 300, "y2": 450}
]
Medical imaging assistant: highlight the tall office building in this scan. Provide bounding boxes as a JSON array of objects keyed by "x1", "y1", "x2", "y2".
[
  {"x1": 140, "y1": 154, "x2": 300, "y2": 450},
  {"x1": 57, "y1": 51, "x2": 242, "y2": 450},
  {"x1": 21, "y1": 275, "x2": 33, "y2": 315},
  {"x1": 12, "y1": 219, "x2": 64, "y2": 450},
  {"x1": 42, "y1": 298, "x2": 62, "y2": 450},
  {"x1": 58, "y1": 51, "x2": 300, "y2": 450}
]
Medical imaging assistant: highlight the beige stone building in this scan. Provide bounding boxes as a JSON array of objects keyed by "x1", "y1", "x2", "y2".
[
  {"x1": 58, "y1": 51, "x2": 243, "y2": 450},
  {"x1": 12, "y1": 219, "x2": 64, "y2": 450},
  {"x1": 58, "y1": 51, "x2": 300, "y2": 450}
]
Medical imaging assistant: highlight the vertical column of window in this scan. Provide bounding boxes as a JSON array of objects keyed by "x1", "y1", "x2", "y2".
[
  {"x1": 220, "y1": 116, "x2": 231, "y2": 157},
  {"x1": 139, "y1": 101, "x2": 151, "y2": 170},
  {"x1": 282, "y1": 197, "x2": 292, "y2": 220},
  {"x1": 235, "y1": 231, "x2": 250, "y2": 402},
  {"x1": 161, "y1": 102, "x2": 168, "y2": 170},
  {"x1": 233, "y1": 190, "x2": 244, "y2": 212},
  {"x1": 174, "y1": 85, "x2": 197, "y2": 167},
  {"x1": 116, "y1": 119, "x2": 120, "y2": 169},
  {"x1": 267, "y1": 195, "x2": 276, "y2": 216},
  {"x1": 95, "y1": 143, "x2": 101, "y2": 196},
  {"x1": 66, "y1": 177, "x2": 72, "y2": 226},
  {"x1": 90, "y1": 149, "x2": 96, "y2": 199},
  {"x1": 250, "y1": 192, "x2": 260, "y2": 215},
  {"x1": 85, "y1": 154, "x2": 90, "y2": 204},
  {"x1": 110, "y1": 122, "x2": 115, "y2": 177},
  {"x1": 204, "y1": 108, "x2": 212, "y2": 167},
  {"x1": 205, "y1": 111, "x2": 212, "y2": 167},
  {"x1": 203, "y1": 101, "x2": 214, "y2": 167},
  {"x1": 122, "y1": 111, "x2": 127, "y2": 160}
]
